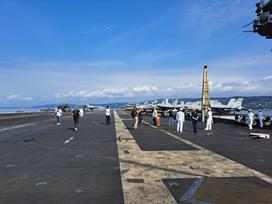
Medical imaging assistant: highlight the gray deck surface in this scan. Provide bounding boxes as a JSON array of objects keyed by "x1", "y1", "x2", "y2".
[
  {"x1": 120, "y1": 113, "x2": 198, "y2": 151},
  {"x1": 1, "y1": 110, "x2": 272, "y2": 203},
  {"x1": 0, "y1": 111, "x2": 123, "y2": 204}
]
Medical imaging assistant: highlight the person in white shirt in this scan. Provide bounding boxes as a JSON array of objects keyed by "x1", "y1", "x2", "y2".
[
  {"x1": 258, "y1": 110, "x2": 263, "y2": 128},
  {"x1": 205, "y1": 108, "x2": 213, "y2": 131},
  {"x1": 247, "y1": 110, "x2": 254, "y2": 130},
  {"x1": 176, "y1": 108, "x2": 185, "y2": 132},
  {"x1": 152, "y1": 108, "x2": 158, "y2": 126},
  {"x1": 55, "y1": 108, "x2": 62, "y2": 125},
  {"x1": 105, "y1": 106, "x2": 111, "y2": 125},
  {"x1": 79, "y1": 108, "x2": 84, "y2": 118}
]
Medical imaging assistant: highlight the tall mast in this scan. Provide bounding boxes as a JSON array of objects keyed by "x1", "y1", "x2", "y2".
[{"x1": 201, "y1": 65, "x2": 211, "y2": 122}]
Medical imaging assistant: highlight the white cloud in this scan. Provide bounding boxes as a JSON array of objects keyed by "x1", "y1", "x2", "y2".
[
  {"x1": 264, "y1": 75, "x2": 272, "y2": 80},
  {"x1": 52, "y1": 77, "x2": 272, "y2": 101},
  {"x1": 133, "y1": 85, "x2": 158, "y2": 92},
  {"x1": 55, "y1": 91, "x2": 107, "y2": 99},
  {"x1": 166, "y1": 83, "x2": 200, "y2": 93},
  {"x1": 185, "y1": 0, "x2": 251, "y2": 37},
  {"x1": 210, "y1": 78, "x2": 272, "y2": 95},
  {"x1": 54, "y1": 85, "x2": 160, "y2": 100},
  {"x1": 7, "y1": 94, "x2": 33, "y2": 101},
  {"x1": 1, "y1": 53, "x2": 271, "y2": 105}
]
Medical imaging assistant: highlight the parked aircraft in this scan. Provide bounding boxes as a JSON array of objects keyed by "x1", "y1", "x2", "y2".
[
  {"x1": 155, "y1": 98, "x2": 244, "y2": 115},
  {"x1": 137, "y1": 100, "x2": 157, "y2": 111},
  {"x1": 211, "y1": 98, "x2": 244, "y2": 114},
  {"x1": 156, "y1": 99, "x2": 184, "y2": 110},
  {"x1": 81, "y1": 104, "x2": 105, "y2": 111}
]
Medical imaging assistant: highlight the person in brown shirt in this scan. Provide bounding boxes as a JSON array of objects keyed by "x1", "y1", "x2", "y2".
[{"x1": 72, "y1": 108, "x2": 80, "y2": 131}]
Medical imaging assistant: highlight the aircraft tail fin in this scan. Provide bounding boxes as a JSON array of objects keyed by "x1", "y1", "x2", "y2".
[
  {"x1": 234, "y1": 98, "x2": 244, "y2": 109},
  {"x1": 227, "y1": 98, "x2": 236, "y2": 107}
]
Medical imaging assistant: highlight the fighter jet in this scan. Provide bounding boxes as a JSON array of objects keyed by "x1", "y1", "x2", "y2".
[
  {"x1": 81, "y1": 104, "x2": 105, "y2": 111},
  {"x1": 58, "y1": 104, "x2": 71, "y2": 112},
  {"x1": 184, "y1": 98, "x2": 244, "y2": 114},
  {"x1": 156, "y1": 99, "x2": 185, "y2": 110},
  {"x1": 136, "y1": 100, "x2": 157, "y2": 112},
  {"x1": 211, "y1": 98, "x2": 244, "y2": 113}
]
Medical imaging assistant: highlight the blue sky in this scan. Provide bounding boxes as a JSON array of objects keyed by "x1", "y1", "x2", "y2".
[{"x1": 0, "y1": 0, "x2": 271, "y2": 106}]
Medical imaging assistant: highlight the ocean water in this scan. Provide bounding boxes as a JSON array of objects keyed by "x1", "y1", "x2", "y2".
[{"x1": 259, "y1": 110, "x2": 272, "y2": 116}]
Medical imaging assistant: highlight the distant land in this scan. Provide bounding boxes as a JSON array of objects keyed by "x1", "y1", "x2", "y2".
[{"x1": 0, "y1": 96, "x2": 271, "y2": 111}]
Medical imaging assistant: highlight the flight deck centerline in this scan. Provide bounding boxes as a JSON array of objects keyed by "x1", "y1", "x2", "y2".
[
  {"x1": 64, "y1": 137, "x2": 74, "y2": 144},
  {"x1": 114, "y1": 111, "x2": 272, "y2": 204}
]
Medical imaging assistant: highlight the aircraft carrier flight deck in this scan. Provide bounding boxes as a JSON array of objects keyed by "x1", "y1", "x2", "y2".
[{"x1": 0, "y1": 110, "x2": 272, "y2": 204}]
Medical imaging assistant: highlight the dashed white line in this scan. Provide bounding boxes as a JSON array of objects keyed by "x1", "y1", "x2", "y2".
[{"x1": 64, "y1": 137, "x2": 74, "y2": 144}]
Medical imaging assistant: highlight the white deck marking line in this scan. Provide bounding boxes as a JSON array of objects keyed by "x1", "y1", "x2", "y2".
[
  {"x1": 0, "y1": 114, "x2": 39, "y2": 120},
  {"x1": 64, "y1": 137, "x2": 74, "y2": 144},
  {"x1": 143, "y1": 121, "x2": 204, "y2": 150},
  {"x1": 0, "y1": 115, "x2": 75, "y2": 133},
  {"x1": 0, "y1": 123, "x2": 37, "y2": 132},
  {"x1": 142, "y1": 121, "x2": 158, "y2": 129},
  {"x1": 144, "y1": 120, "x2": 272, "y2": 185},
  {"x1": 180, "y1": 177, "x2": 205, "y2": 202}
]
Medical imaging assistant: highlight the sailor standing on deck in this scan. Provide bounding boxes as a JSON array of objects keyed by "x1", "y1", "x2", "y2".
[
  {"x1": 105, "y1": 106, "x2": 111, "y2": 125},
  {"x1": 176, "y1": 109, "x2": 185, "y2": 132},
  {"x1": 55, "y1": 108, "x2": 62, "y2": 125},
  {"x1": 72, "y1": 108, "x2": 80, "y2": 131},
  {"x1": 247, "y1": 110, "x2": 254, "y2": 130},
  {"x1": 258, "y1": 110, "x2": 263, "y2": 128},
  {"x1": 132, "y1": 106, "x2": 140, "y2": 129},
  {"x1": 79, "y1": 108, "x2": 84, "y2": 118},
  {"x1": 152, "y1": 107, "x2": 158, "y2": 126},
  {"x1": 205, "y1": 108, "x2": 213, "y2": 131},
  {"x1": 168, "y1": 109, "x2": 175, "y2": 127},
  {"x1": 192, "y1": 109, "x2": 199, "y2": 133},
  {"x1": 138, "y1": 109, "x2": 144, "y2": 127}
]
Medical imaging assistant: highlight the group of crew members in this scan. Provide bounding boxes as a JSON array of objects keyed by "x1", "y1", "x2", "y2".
[
  {"x1": 130, "y1": 106, "x2": 214, "y2": 133},
  {"x1": 130, "y1": 106, "x2": 265, "y2": 132},
  {"x1": 54, "y1": 106, "x2": 265, "y2": 132},
  {"x1": 54, "y1": 107, "x2": 84, "y2": 131},
  {"x1": 247, "y1": 110, "x2": 263, "y2": 130},
  {"x1": 171, "y1": 108, "x2": 213, "y2": 133}
]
